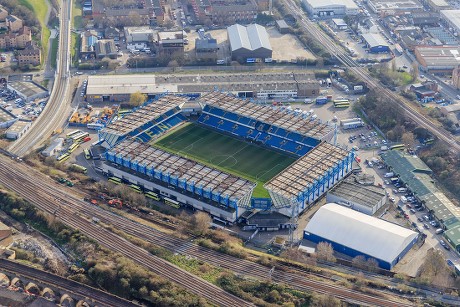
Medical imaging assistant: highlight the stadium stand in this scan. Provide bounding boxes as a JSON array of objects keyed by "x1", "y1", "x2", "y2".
[
  {"x1": 196, "y1": 93, "x2": 331, "y2": 157},
  {"x1": 99, "y1": 95, "x2": 188, "y2": 147},
  {"x1": 104, "y1": 139, "x2": 256, "y2": 220}
]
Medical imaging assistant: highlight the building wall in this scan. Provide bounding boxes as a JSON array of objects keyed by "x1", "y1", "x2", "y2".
[
  {"x1": 6, "y1": 121, "x2": 31, "y2": 139},
  {"x1": 453, "y1": 66, "x2": 460, "y2": 89},
  {"x1": 303, "y1": 231, "x2": 391, "y2": 269},
  {"x1": 102, "y1": 163, "x2": 244, "y2": 222},
  {"x1": 326, "y1": 193, "x2": 385, "y2": 215},
  {"x1": 231, "y1": 47, "x2": 272, "y2": 61}
]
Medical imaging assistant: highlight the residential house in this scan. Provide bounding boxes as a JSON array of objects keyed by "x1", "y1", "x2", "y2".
[
  {"x1": 5, "y1": 15, "x2": 23, "y2": 32},
  {"x1": 17, "y1": 42, "x2": 41, "y2": 66}
]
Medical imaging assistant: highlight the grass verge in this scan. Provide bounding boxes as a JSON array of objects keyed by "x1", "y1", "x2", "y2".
[
  {"x1": 19, "y1": 0, "x2": 50, "y2": 66},
  {"x1": 50, "y1": 36, "x2": 58, "y2": 69}
]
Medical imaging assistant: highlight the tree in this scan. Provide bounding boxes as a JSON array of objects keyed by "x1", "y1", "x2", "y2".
[
  {"x1": 190, "y1": 212, "x2": 211, "y2": 236},
  {"x1": 311, "y1": 294, "x2": 341, "y2": 307},
  {"x1": 129, "y1": 91, "x2": 147, "y2": 107},
  {"x1": 351, "y1": 255, "x2": 367, "y2": 269},
  {"x1": 401, "y1": 131, "x2": 416, "y2": 149},
  {"x1": 316, "y1": 242, "x2": 336, "y2": 262},
  {"x1": 410, "y1": 62, "x2": 419, "y2": 81}
]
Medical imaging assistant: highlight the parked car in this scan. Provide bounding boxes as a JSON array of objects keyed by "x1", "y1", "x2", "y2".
[{"x1": 423, "y1": 223, "x2": 430, "y2": 229}]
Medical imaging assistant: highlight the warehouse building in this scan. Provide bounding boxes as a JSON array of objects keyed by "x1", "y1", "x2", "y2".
[
  {"x1": 326, "y1": 178, "x2": 387, "y2": 215},
  {"x1": 368, "y1": 0, "x2": 423, "y2": 15},
  {"x1": 424, "y1": 0, "x2": 449, "y2": 12},
  {"x1": 340, "y1": 118, "x2": 364, "y2": 129},
  {"x1": 302, "y1": 0, "x2": 359, "y2": 17},
  {"x1": 0, "y1": 106, "x2": 17, "y2": 129},
  {"x1": 0, "y1": 222, "x2": 12, "y2": 247},
  {"x1": 41, "y1": 137, "x2": 64, "y2": 157},
  {"x1": 361, "y1": 33, "x2": 390, "y2": 53},
  {"x1": 6, "y1": 119, "x2": 31, "y2": 140},
  {"x1": 381, "y1": 150, "x2": 460, "y2": 253},
  {"x1": 440, "y1": 10, "x2": 460, "y2": 35},
  {"x1": 7, "y1": 80, "x2": 49, "y2": 102},
  {"x1": 415, "y1": 46, "x2": 460, "y2": 73},
  {"x1": 227, "y1": 24, "x2": 272, "y2": 62},
  {"x1": 85, "y1": 72, "x2": 320, "y2": 103},
  {"x1": 303, "y1": 203, "x2": 418, "y2": 269}
]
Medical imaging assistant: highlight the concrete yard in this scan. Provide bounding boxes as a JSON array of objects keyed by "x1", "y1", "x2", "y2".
[{"x1": 184, "y1": 27, "x2": 316, "y2": 63}]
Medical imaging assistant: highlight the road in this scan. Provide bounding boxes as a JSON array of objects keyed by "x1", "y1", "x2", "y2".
[
  {"x1": 0, "y1": 259, "x2": 137, "y2": 307},
  {"x1": 283, "y1": 0, "x2": 460, "y2": 153},
  {"x1": 8, "y1": 0, "x2": 73, "y2": 157},
  {"x1": 0, "y1": 155, "x2": 425, "y2": 306}
]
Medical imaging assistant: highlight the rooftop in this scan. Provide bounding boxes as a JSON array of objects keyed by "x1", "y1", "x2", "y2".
[
  {"x1": 0, "y1": 106, "x2": 16, "y2": 123},
  {"x1": 304, "y1": 203, "x2": 418, "y2": 263},
  {"x1": 86, "y1": 75, "x2": 177, "y2": 95},
  {"x1": 441, "y1": 10, "x2": 460, "y2": 30},
  {"x1": 305, "y1": 0, "x2": 358, "y2": 9},
  {"x1": 227, "y1": 24, "x2": 272, "y2": 52},
  {"x1": 108, "y1": 138, "x2": 256, "y2": 202},
  {"x1": 369, "y1": 0, "x2": 422, "y2": 10},
  {"x1": 416, "y1": 46, "x2": 460, "y2": 68},
  {"x1": 6, "y1": 120, "x2": 30, "y2": 133},
  {"x1": 265, "y1": 142, "x2": 349, "y2": 200},
  {"x1": 199, "y1": 92, "x2": 332, "y2": 140},
  {"x1": 361, "y1": 32, "x2": 389, "y2": 48},
  {"x1": 8, "y1": 81, "x2": 48, "y2": 98},
  {"x1": 328, "y1": 178, "x2": 386, "y2": 208}
]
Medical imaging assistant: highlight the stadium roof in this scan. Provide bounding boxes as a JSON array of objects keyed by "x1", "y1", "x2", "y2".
[
  {"x1": 305, "y1": 0, "x2": 358, "y2": 9},
  {"x1": 304, "y1": 203, "x2": 418, "y2": 263},
  {"x1": 361, "y1": 33, "x2": 389, "y2": 48},
  {"x1": 108, "y1": 139, "x2": 256, "y2": 203},
  {"x1": 227, "y1": 24, "x2": 272, "y2": 53},
  {"x1": 100, "y1": 95, "x2": 187, "y2": 137},
  {"x1": 441, "y1": 10, "x2": 460, "y2": 31},
  {"x1": 200, "y1": 92, "x2": 333, "y2": 140},
  {"x1": 265, "y1": 142, "x2": 349, "y2": 200},
  {"x1": 328, "y1": 178, "x2": 386, "y2": 208}
]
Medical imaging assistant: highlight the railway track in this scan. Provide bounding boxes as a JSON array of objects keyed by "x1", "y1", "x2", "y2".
[
  {"x1": 0, "y1": 161, "x2": 252, "y2": 306},
  {"x1": 282, "y1": 0, "x2": 460, "y2": 153},
  {"x1": 0, "y1": 259, "x2": 137, "y2": 307},
  {"x1": 0, "y1": 156, "x2": 416, "y2": 306},
  {"x1": 8, "y1": 0, "x2": 72, "y2": 156}
]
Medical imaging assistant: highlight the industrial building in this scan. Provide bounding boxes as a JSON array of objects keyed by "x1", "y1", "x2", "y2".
[
  {"x1": 368, "y1": 0, "x2": 423, "y2": 15},
  {"x1": 195, "y1": 35, "x2": 219, "y2": 61},
  {"x1": 6, "y1": 120, "x2": 31, "y2": 139},
  {"x1": 0, "y1": 106, "x2": 17, "y2": 129},
  {"x1": 381, "y1": 150, "x2": 460, "y2": 252},
  {"x1": 326, "y1": 178, "x2": 387, "y2": 215},
  {"x1": 302, "y1": 0, "x2": 359, "y2": 17},
  {"x1": 361, "y1": 33, "x2": 390, "y2": 53},
  {"x1": 423, "y1": 0, "x2": 449, "y2": 12},
  {"x1": 227, "y1": 24, "x2": 272, "y2": 62},
  {"x1": 100, "y1": 92, "x2": 352, "y2": 223},
  {"x1": 453, "y1": 65, "x2": 460, "y2": 89},
  {"x1": 41, "y1": 137, "x2": 64, "y2": 157},
  {"x1": 415, "y1": 46, "x2": 460, "y2": 73},
  {"x1": 85, "y1": 72, "x2": 320, "y2": 103},
  {"x1": 275, "y1": 20, "x2": 290, "y2": 34},
  {"x1": 440, "y1": 10, "x2": 460, "y2": 35},
  {"x1": 340, "y1": 118, "x2": 364, "y2": 129},
  {"x1": 7, "y1": 80, "x2": 49, "y2": 102},
  {"x1": 303, "y1": 203, "x2": 418, "y2": 269},
  {"x1": 156, "y1": 31, "x2": 185, "y2": 56}
]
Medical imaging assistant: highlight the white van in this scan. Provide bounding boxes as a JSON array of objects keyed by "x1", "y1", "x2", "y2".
[
  {"x1": 400, "y1": 196, "x2": 407, "y2": 203},
  {"x1": 436, "y1": 228, "x2": 444, "y2": 235},
  {"x1": 398, "y1": 188, "x2": 407, "y2": 193}
]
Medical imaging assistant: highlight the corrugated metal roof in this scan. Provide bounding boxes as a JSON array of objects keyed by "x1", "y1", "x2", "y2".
[
  {"x1": 304, "y1": 203, "x2": 418, "y2": 263},
  {"x1": 361, "y1": 33, "x2": 389, "y2": 48},
  {"x1": 227, "y1": 24, "x2": 272, "y2": 53}
]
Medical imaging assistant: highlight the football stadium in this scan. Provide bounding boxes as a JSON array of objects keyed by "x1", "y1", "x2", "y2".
[{"x1": 100, "y1": 92, "x2": 354, "y2": 224}]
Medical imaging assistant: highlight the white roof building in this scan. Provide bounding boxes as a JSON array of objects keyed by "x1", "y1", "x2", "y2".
[
  {"x1": 227, "y1": 24, "x2": 272, "y2": 60},
  {"x1": 441, "y1": 10, "x2": 460, "y2": 34},
  {"x1": 302, "y1": 0, "x2": 359, "y2": 16},
  {"x1": 303, "y1": 203, "x2": 418, "y2": 269}
]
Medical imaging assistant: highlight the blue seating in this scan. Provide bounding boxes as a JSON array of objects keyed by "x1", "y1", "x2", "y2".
[
  {"x1": 237, "y1": 117, "x2": 251, "y2": 126},
  {"x1": 209, "y1": 107, "x2": 225, "y2": 117},
  {"x1": 223, "y1": 112, "x2": 238, "y2": 122}
]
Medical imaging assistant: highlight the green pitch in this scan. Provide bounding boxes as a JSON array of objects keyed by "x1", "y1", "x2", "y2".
[{"x1": 153, "y1": 123, "x2": 297, "y2": 197}]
